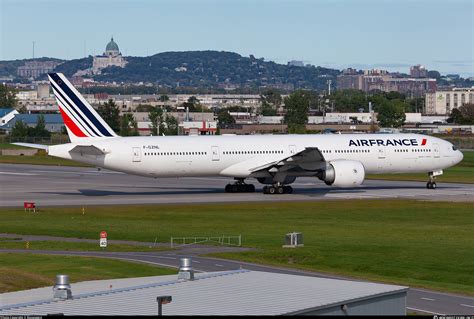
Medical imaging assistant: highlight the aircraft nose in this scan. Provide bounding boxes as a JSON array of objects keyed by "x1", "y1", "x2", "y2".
[{"x1": 457, "y1": 151, "x2": 464, "y2": 164}]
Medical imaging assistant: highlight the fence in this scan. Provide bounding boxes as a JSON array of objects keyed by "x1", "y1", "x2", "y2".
[
  {"x1": 0, "y1": 135, "x2": 70, "y2": 145},
  {"x1": 170, "y1": 235, "x2": 242, "y2": 248}
]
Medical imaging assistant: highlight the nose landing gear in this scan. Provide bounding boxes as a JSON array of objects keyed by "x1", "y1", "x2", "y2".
[{"x1": 426, "y1": 172, "x2": 437, "y2": 189}]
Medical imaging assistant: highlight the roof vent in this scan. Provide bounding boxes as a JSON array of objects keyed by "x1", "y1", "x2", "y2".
[
  {"x1": 178, "y1": 257, "x2": 194, "y2": 281},
  {"x1": 53, "y1": 274, "x2": 72, "y2": 300}
]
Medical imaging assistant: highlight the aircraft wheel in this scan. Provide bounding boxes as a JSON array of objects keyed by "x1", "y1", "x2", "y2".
[
  {"x1": 246, "y1": 184, "x2": 255, "y2": 192},
  {"x1": 225, "y1": 184, "x2": 231, "y2": 193},
  {"x1": 268, "y1": 186, "x2": 276, "y2": 195},
  {"x1": 277, "y1": 186, "x2": 284, "y2": 194},
  {"x1": 284, "y1": 186, "x2": 293, "y2": 194},
  {"x1": 431, "y1": 182, "x2": 437, "y2": 189}
]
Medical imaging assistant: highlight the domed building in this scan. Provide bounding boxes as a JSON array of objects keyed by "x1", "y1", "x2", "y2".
[{"x1": 92, "y1": 37, "x2": 127, "y2": 74}]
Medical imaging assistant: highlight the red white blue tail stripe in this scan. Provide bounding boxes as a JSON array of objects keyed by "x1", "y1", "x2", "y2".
[{"x1": 48, "y1": 73, "x2": 117, "y2": 140}]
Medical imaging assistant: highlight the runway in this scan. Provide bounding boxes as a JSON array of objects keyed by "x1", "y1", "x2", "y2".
[{"x1": 0, "y1": 163, "x2": 472, "y2": 207}]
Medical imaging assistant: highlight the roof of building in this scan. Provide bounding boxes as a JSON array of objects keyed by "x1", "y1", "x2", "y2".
[
  {"x1": 0, "y1": 269, "x2": 407, "y2": 316},
  {"x1": 0, "y1": 114, "x2": 64, "y2": 130},
  {"x1": 0, "y1": 108, "x2": 16, "y2": 117},
  {"x1": 12, "y1": 114, "x2": 63, "y2": 124},
  {"x1": 105, "y1": 37, "x2": 119, "y2": 53}
]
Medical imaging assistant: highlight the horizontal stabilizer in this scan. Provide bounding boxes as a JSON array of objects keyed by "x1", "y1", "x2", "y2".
[
  {"x1": 69, "y1": 145, "x2": 107, "y2": 156},
  {"x1": 12, "y1": 143, "x2": 49, "y2": 151}
]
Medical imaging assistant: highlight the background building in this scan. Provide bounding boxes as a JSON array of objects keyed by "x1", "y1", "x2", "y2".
[
  {"x1": 337, "y1": 67, "x2": 436, "y2": 97},
  {"x1": 17, "y1": 61, "x2": 61, "y2": 79},
  {"x1": 425, "y1": 87, "x2": 474, "y2": 115},
  {"x1": 92, "y1": 37, "x2": 127, "y2": 74}
]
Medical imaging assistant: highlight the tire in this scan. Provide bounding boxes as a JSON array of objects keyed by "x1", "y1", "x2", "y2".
[
  {"x1": 432, "y1": 182, "x2": 437, "y2": 189},
  {"x1": 263, "y1": 186, "x2": 268, "y2": 194},
  {"x1": 246, "y1": 184, "x2": 255, "y2": 193},
  {"x1": 225, "y1": 184, "x2": 231, "y2": 193},
  {"x1": 284, "y1": 186, "x2": 293, "y2": 194},
  {"x1": 277, "y1": 186, "x2": 284, "y2": 194},
  {"x1": 231, "y1": 185, "x2": 238, "y2": 193},
  {"x1": 426, "y1": 182, "x2": 432, "y2": 189},
  {"x1": 268, "y1": 187, "x2": 276, "y2": 194}
]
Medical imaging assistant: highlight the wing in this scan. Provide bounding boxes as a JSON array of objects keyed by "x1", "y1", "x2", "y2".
[
  {"x1": 219, "y1": 147, "x2": 326, "y2": 177},
  {"x1": 250, "y1": 147, "x2": 326, "y2": 174}
]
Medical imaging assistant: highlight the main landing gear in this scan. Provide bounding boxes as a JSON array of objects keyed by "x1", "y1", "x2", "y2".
[
  {"x1": 263, "y1": 184, "x2": 293, "y2": 195},
  {"x1": 225, "y1": 179, "x2": 256, "y2": 193},
  {"x1": 426, "y1": 172, "x2": 437, "y2": 190}
]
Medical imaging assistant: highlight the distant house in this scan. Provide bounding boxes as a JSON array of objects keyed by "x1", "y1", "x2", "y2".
[
  {"x1": 1, "y1": 113, "x2": 64, "y2": 133},
  {"x1": 0, "y1": 108, "x2": 19, "y2": 125}
]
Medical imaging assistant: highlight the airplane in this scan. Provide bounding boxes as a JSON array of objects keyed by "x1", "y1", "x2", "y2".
[{"x1": 14, "y1": 73, "x2": 464, "y2": 194}]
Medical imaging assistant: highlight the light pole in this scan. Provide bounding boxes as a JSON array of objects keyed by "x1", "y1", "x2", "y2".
[{"x1": 157, "y1": 295, "x2": 172, "y2": 316}]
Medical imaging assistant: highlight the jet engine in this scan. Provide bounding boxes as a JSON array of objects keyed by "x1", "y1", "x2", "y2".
[
  {"x1": 257, "y1": 176, "x2": 297, "y2": 185},
  {"x1": 320, "y1": 160, "x2": 365, "y2": 187}
]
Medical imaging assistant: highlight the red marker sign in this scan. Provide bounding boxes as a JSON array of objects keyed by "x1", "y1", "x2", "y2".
[{"x1": 100, "y1": 231, "x2": 107, "y2": 238}]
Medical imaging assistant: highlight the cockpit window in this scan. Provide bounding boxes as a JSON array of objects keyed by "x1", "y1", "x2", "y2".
[{"x1": 452, "y1": 145, "x2": 459, "y2": 151}]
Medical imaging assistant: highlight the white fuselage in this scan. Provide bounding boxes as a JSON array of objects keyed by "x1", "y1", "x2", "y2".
[{"x1": 48, "y1": 133, "x2": 463, "y2": 180}]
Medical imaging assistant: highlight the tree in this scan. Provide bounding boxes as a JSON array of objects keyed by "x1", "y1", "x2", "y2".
[
  {"x1": 329, "y1": 89, "x2": 367, "y2": 112},
  {"x1": 458, "y1": 103, "x2": 474, "y2": 124},
  {"x1": 135, "y1": 104, "x2": 154, "y2": 112},
  {"x1": 283, "y1": 90, "x2": 316, "y2": 133},
  {"x1": 163, "y1": 114, "x2": 178, "y2": 135},
  {"x1": 11, "y1": 120, "x2": 28, "y2": 138},
  {"x1": 376, "y1": 100, "x2": 406, "y2": 128},
  {"x1": 97, "y1": 99, "x2": 120, "y2": 133},
  {"x1": 159, "y1": 94, "x2": 169, "y2": 102},
  {"x1": 148, "y1": 106, "x2": 165, "y2": 135},
  {"x1": 120, "y1": 114, "x2": 139, "y2": 136},
  {"x1": 259, "y1": 89, "x2": 282, "y2": 115},
  {"x1": 449, "y1": 104, "x2": 474, "y2": 124},
  {"x1": 0, "y1": 84, "x2": 17, "y2": 108},
  {"x1": 182, "y1": 96, "x2": 207, "y2": 112},
  {"x1": 33, "y1": 114, "x2": 50, "y2": 138},
  {"x1": 216, "y1": 109, "x2": 235, "y2": 128}
]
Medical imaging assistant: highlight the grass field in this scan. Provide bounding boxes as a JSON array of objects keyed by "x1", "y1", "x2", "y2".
[
  {"x1": 0, "y1": 240, "x2": 171, "y2": 252},
  {"x1": 0, "y1": 200, "x2": 472, "y2": 295},
  {"x1": 0, "y1": 143, "x2": 29, "y2": 149},
  {"x1": 0, "y1": 154, "x2": 91, "y2": 167},
  {"x1": 0, "y1": 253, "x2": 175, "y2": 293}
]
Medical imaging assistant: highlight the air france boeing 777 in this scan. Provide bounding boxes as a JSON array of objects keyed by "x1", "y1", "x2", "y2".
[{"x1": 15, "y1": 73, "x2": 463, "y2": 194}]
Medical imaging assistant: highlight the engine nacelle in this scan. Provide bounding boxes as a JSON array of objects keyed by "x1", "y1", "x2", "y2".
[
  {"x1": 257, "y1": 176, "x2": 296, "y2": 185},
  {"x1": 321, "y1": 160, "x2": 365, "y2": 187}
]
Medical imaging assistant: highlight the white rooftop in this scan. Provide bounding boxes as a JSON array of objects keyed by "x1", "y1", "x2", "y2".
[{"x1": 0, "y1": 270, "x2": 408, "y2": 316}]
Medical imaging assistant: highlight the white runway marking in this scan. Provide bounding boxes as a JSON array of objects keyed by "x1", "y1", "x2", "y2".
[
  {"x1": 0, "y1": 172, "x2": 38, "y2": 176},
  {"x1": 406, "y1": 307, "x2": 444, "y2": 315},
  {"x1": 421, "y1": 297, "x2": 435, "y2": 301},
  {"x1": 460, "y1": 304, "x2": 474, "y2": 308}
]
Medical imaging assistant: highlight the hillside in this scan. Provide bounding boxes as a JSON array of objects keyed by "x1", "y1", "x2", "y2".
[
  {"x1": 91, "y1": 51, "x2": 340, "y2": 90},
  {"x1": 1, "y1": 51, "x2": 340, "y2": 91}
]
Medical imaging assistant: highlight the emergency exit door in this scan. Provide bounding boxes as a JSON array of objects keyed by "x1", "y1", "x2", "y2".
[
  {"x1": 132, "y1": 147, "x2": 141, "y2": 162},
  {"x1": 211, "y1": 146, "x2": 220, "y2": 161}
]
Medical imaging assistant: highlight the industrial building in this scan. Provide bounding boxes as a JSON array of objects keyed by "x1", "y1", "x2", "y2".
[{"x1": 0, "y1": 269, "x2": 408, "y2": 316}]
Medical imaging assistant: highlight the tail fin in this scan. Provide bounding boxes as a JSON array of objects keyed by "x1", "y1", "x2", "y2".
[{"x1": 48, "y1": 73, "x2": 118, "y2": 143}]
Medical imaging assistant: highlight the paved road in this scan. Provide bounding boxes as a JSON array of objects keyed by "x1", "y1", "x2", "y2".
[
  {"x1": 1, "y1": 164, "x2": 472, "y2": 207},
  {"x1": 1, "y1": 248, "x2": 473, "y2": 315}
]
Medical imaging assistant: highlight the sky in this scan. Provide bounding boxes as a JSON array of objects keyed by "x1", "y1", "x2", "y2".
[{"x1": 1, "y1": 0, "x2": 473, "y2": 76}]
